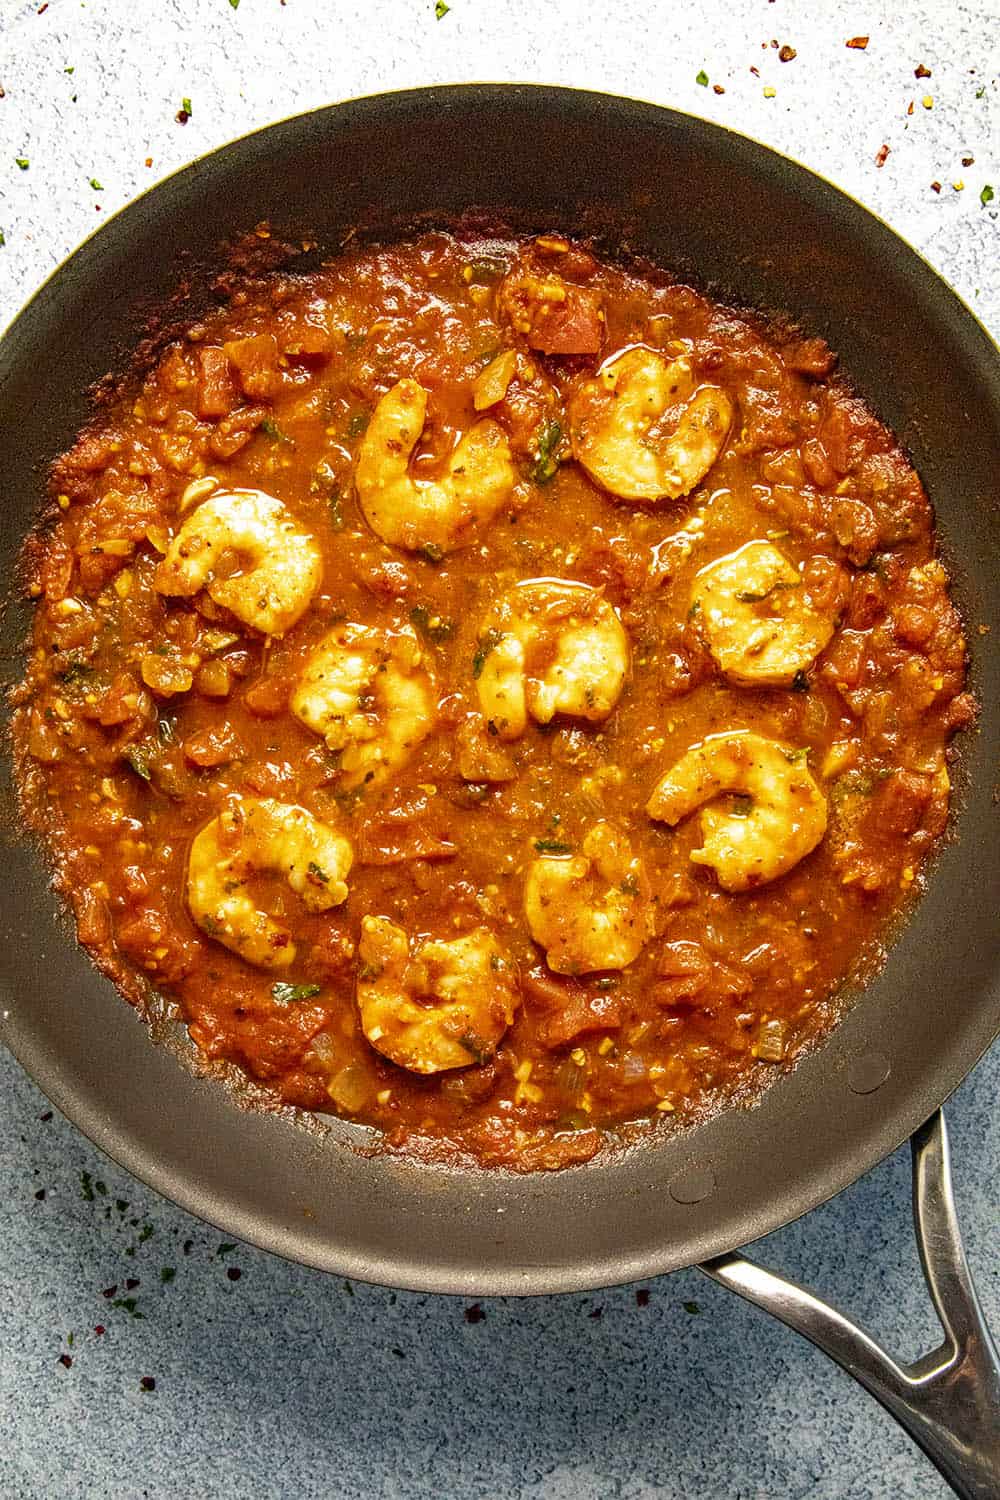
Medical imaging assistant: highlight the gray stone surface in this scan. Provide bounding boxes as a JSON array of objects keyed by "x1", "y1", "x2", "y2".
[{"x1": 0, "y1": 3, "x2": 997, "y2": 1497}]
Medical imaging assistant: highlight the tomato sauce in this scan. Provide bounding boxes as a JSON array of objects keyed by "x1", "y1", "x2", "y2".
[{"x1": 13, "y1": 231, "x2": 974, "y2": 1170}]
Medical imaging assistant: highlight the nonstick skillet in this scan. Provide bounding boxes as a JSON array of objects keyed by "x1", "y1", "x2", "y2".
[{"x1": 1, "y1": 87, "x2": 997, "y2": 1497}]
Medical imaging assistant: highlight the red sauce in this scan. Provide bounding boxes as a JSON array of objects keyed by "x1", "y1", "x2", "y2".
[{"x1": 13, "y1": 231, "x2": 974, "y2": 1170}]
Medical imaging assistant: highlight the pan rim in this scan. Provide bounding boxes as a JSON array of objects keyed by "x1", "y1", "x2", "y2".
[{"x1": 1, "y1": 82, "x2": 998, "y2": 1296}]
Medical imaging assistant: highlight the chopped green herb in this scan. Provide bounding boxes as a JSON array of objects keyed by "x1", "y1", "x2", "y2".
[
  {"x1": 229, "y1": 0, "x2": 240, "y2": 8},
  {"x1": 472, "y1": 628, "x2": 504, "y2": 678},
  {"x1": 80, "y1": 1170, "x2": 94, "y2": 1201},
  {"x1": 138, "y1": 1223, "x2": 153, "y2": 1243},
  {"x1": 459, "y1": 1031, "x2": 491, "y2": 1064},
  {"x1": 975, "y1": 85, "x2": 986, "y2": 99},
  {"x1": 531, "y1": 419, "x2": 563, "y2": 485},
  {"x1": 687, "y1": 599, "x2": 702, "y2": 620},
  {"x1": 88, "y1": 177, "x2": 103, "y2": 192},
  {"x1": 534, "y1": 838, "x2": 574, "y2": 855},
  {"x1": 735, "y1": 581, "x2": 795, "y2": 603},
  {"x1": 182, "y1": 98, "x2": 192, "y2": 115},
  {"x1": 271, "y1": 981, "x2": 322, "y2": 1004},
  {"x1": 160, "y1": 1267, "x2": 176, "y2": 1284},
  {"x1": 111, "y1": 1297, "x2": 143, "y2": 1318},
  {"x1": 696, "y1": 70, "x2": 709, "y2": 87},
  {"x1": 67, "y1": 1333, "x2": 74, "y2": 1348},
  {"x1": 346, "y1": 409, "x2": 370, "y2": 439},
  {"x1": 791, "y1": 669, "x2": 809, "y2": 692},
  {"x1": 64, "y1": 66, "x2": 74, "y2": 74},
  {"x1": 15, "y1": 158, "x2": 30, "y2": 171},
  {"x1": 217, "y1": 1243, "x2": 237, "y2": 1258},
  {"x1": 157, "y1": 716, "x2": 176, "y2": 743},
  {"x1": 435, "y1": 0, "x2": 450, "y2": 17},
  {"x1": 782, "y1": 746, "x2": 809, "y2": 764},
  {"x1": 620, "y1": 873, "x2": 640, "y2": 896},
  {"x1": 981, "y1": 184, "x2": 995, "y2": 207},
  {"x1": 466, "y1": 256, "x2": 507, "y2": 284},
  {"x1": 418, "y1": 541, "x2": 444, "y2": 565},
  {"x1": 307, "y1": 862, "x2": 329, "y2": 885},
  {"x1": 260, "y1": 414, "x2": 293, "y2": 444},
  {"x1": 124, "y1": 747, "x2": 152, "y2": 781},
  {"x1": 410, "y1": 604, "x2": 456, "y2": 644},
  {"x1": 730, "y1": 793, "x2": 754, "y2": 817},
  {"x1": 0, "y1": 230, "x2": 5, "y2": 248},
  {"x1": 683, "y1": 1299, "x2": 702, "y2": 1315},
  {"x1": 58, "y1": 658, "x2": 93, "y2": 684}
]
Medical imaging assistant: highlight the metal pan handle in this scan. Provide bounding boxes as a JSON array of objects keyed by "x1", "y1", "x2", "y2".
[{"x1": 700, "y1": 1109, "x2": 1000, "y2": 1500}]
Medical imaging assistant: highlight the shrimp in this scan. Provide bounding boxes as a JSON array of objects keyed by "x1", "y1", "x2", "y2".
[
  {"x1": 646, "y1": 731, "x2": 827, "y2": 892},
  {"x1": 290, "y1": 622, "x2": 436, "y2": 788},
  {"x1": 691, "y1": 541, "x2": 835, "y2": 686},
  {"x1": 475, "y1": 579, "x2": 629, "y2": 741},
  {"x1": 357, "y1": 916, "x2": 520, "y2": 1073},
  {"x1": 155, "y1": 488, "x2": 322, "y2": 636},
  {"x1": 524, "y1": 822, "x2": 654, "y2": 975},
  {"x1": 355, "y1": 378, "x2": 515, "y2": 554},
  {"x1": 570, "y1": 347, "x2": 734, "y2": 503},
  {"x1": 187, "y1": 797, "x2": 352, "y2": 969}
]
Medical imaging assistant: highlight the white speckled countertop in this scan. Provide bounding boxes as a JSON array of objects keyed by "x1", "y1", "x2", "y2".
[{"x1": 0, "y1": 4, "x2": 997, "y2": 1498}]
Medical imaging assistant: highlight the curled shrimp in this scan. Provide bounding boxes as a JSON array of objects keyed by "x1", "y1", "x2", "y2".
[
  {"x1": 155, "y1": 488, "x2": 322, "y2": 636},
  {"x1": 355, "y1": 379, "x2": 515, "y2": 554},
  {"x1": 357, "y1": 916, "x2": 520, "y2": 1073},
  {"x1": 570, "y1": 347, "x2": 734, "y2": 502},
  {"x1": 691, "y1": 541, "x2": 835, "y2": 686},
  {"x1": 646, "y1": 731, "x2": 827, "y2": 892},
  {"x1": 524, "y1": 822, "x2": 654, "y2": 975},
  {"x1": 290, "y1": 622, "x2": 436, "y2": 788},
  {"x1": 475, "y1": 579, "x2": 629, "y2": 741},
  {"x1": 187, "y1": 797, "x2": 352, "y2": 969}
]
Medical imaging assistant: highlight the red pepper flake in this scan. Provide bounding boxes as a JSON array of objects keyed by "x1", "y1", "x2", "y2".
[
  {"x1": 915, "y1": 63, "x2": 931, "y2": 78},
  {"x1": 175, "y1": 107, "x2": 190, "y2": 126},
  {"x1": 846, "y1": 36, "x2": 869, "y2": 50},
  {"x1": 94, "y1": 1325, "x2": 105, "y2": 1336},
  {"x1": 636, "y1": 1288, "x2": 651, "y2": 1307},
  {"x1": 464, "y1": 1303, "x2": 486, "y2": 1324},
  {"x1": 779, "y1": 45, "x2": 796, "y2": 62},
  {"x1": 875, "y1": 143, "x2": 891, "y2": 168},
  {"x1": 37, "y1": 3, "x2": 49, "y2": 12},
  {"x1": 907, "y1": 101, "x2": 915, "y2": 115},
  {"x1": 101, "y1": 1285, "x2": 117, "y2": 1299},
  {"x1": 183, "y1": 1239, "x2": 194, "y2": 1255},
  {"x1": 125, "y1": 1277, "x2": 140, "y2": 1291},
  {"x1": 962, "y1": 155, "x2": 974, "y2": 166},
  {"x1": 750, "y1": 65, "x2": 760, "y2": 77},
  {"x1": 34, "y1": 1188, "x2": 46, "y2": 1200},
  {"x1": 139, "y1": 1376, "x2": 156, "y2": 1392},
  {"x1": 226, "y1": 1266, "x2": 242, "y2": 1281},
  {"x1": 39, "y1": 1110, "x2": 52, "y2": 1121},
  {"x1": 588, "y1": 1307, "x2": 603, "y2": 1320},
  {"x1": 144, "y1": 157, "x2": 153, "y2": 168},
  {"x1": 57, "y1": 1353, "x2": 72, "y2": 1369},
  {"x1": 713, "y1": 84, "x2": 726, "y2": 95},
  {"x1": 930, "y1": 181, "x2": 942, "y2": 193}
]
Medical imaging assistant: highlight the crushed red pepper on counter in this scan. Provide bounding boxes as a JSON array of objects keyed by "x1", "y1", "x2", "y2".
[{"x1": 14, "y1": 229, "x2": 973, "y2": 1172}]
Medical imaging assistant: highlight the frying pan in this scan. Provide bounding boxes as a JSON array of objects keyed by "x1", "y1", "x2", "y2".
[{"x1": 0, "y1": 86, "x2": 997, "y2": 1497}]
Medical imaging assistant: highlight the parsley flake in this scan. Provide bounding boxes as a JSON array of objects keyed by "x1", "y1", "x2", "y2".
[
  {"x1": 534, "y1": 838, "x2": 574, "y2": 855},
  {"x1": 531, "y1": 419, "x2": 563, "y2": 484},
  {"x1": 271, "y1": 981, "x2": 322, "y2": 1005},
  {"x1": 472, "y1": 628, "x2": 503, "y2": 678},
  {"x1": 88, "y1": 177, "x2": 103, "y2": 192},
  {"x1": 15, "y1": 158, "x2": 30, "y2": 171},
  {"x1": 696, "y1": 70, "x2": 709, "y2": 87},
  {"x1": 435, "y1": 0, "x2": 450, "y2": 16},
  {"x1": 981, "y1": 184, "x2": 995, "y2": 207}
]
